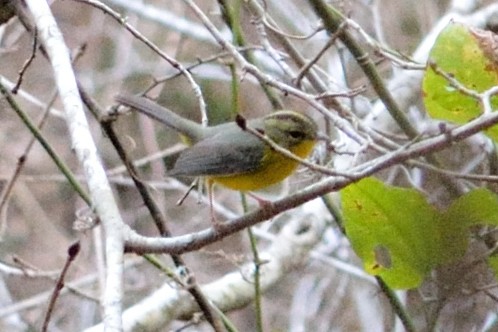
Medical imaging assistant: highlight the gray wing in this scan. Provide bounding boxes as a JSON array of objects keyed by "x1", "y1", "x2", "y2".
[{"x1": 169, "y1": 132, "x2": 264, "y2": 177}]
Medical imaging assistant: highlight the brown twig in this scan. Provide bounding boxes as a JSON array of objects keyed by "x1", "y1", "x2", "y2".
[
  {"x1": 12, "y1": 27, "x2": 38, "y2": 94},
  {"x1": 42, "y1": 242, "x2": 81, "y2": 332},
  {"x1": 79, "y1": 86, "x2": 226, "y2": 331}
]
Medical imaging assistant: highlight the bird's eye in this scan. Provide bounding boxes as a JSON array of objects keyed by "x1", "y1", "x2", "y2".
[{"x1": 288, "y1": 130, "x2": 305, "y2": 139}]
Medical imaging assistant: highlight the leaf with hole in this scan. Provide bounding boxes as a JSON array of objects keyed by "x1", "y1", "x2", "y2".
[{"x1": 342, "y1": 177, "x2": 498, "y2": 289}]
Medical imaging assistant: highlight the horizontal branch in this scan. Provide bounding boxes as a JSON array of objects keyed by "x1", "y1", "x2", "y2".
[
  {"x1": 125, "y1": 106, "x2": 498, "y2": 254},
  {"x1": 88, "y1": 217, "x2": 325, "y2": 331}
]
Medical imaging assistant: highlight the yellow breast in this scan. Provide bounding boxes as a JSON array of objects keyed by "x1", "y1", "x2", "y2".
[{"x1": 211, "y1": 139, "x2": 316, "y2": 191}]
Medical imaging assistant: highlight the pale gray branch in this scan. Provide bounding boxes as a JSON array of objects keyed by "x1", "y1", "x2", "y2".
[
  {"x1": 85, "y1": 216, "x2": 325, "y2": 331},
  {"x1": 24, "y1": 1, "x2": 125, "y2": 330}
]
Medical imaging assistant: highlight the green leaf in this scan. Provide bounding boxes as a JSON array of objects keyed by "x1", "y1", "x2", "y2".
[
  {"x1": 488, "y1": 256, "x2": 498, "y2": 278},
  {"x1": 444, "y1": 188, "x2": 498, "y2": 227},
  {"x1": 342, "y1": 178, "x2": 498, "y2": 289},
  {"x1": 342, "y1": 178, "x2": 440, "y2": 288},
  {"x1": 442, "y1": 188, "x2": 498, "y2": 271},
  {"x1": 422, "y1": 21, "x2": 498, "y2": 141}
]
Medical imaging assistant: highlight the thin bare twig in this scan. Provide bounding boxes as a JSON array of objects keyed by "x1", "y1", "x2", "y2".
[
  {"x1": 42, "y1": 242, "x2": 81, "y2": 332},
  {"x1": 73, "y1": 0, "x2": 209, "y2": 126},
  {"x1": 12, "y1": 28, "x2": 38, "y2": 94}
]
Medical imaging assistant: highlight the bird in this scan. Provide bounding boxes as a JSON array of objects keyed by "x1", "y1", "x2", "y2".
[{"x1": 116, "y1": 95, "x2": 318, "y2": 223}]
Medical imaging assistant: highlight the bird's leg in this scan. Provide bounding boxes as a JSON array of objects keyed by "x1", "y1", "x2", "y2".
[
  {"x1": 246, "y1": 192, "x2": 272, "y2": 208},
  {"x1": 207, "y1": 180, "x2": 223, "y2": 230}
]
